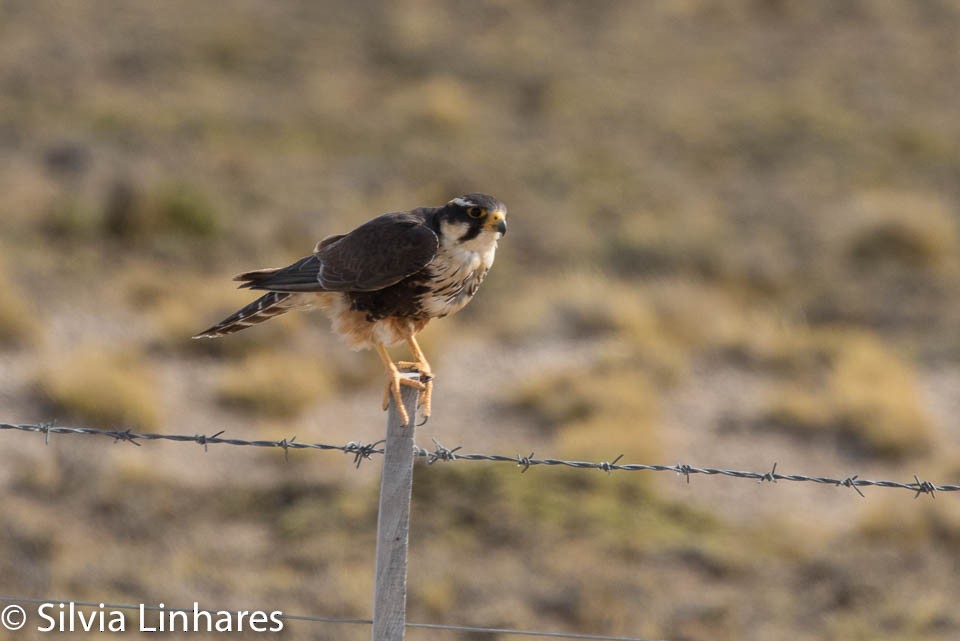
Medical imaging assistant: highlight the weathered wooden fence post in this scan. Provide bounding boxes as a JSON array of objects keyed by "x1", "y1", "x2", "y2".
[{"x1": 372, "y1": 374, "x2": 420, "y2": 641}]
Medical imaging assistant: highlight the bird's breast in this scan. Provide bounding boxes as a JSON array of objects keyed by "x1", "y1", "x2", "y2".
[{"x1": 418, "y1": 243, "x2": 496, "y2": 319}]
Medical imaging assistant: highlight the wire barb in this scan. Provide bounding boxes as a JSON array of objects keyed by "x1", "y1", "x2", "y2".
[
  {"x1": 425, "y1": 438, "x2": 461, "y2": 464},
  {"x1": 195, "y1": 430, "x2": 226, "y2": 452},
  {"x1": 516, "y1": 452, "x2": 535, "y2": 473},
  {"x1": 277, "y1": 436, "x2": 295, "y2": 462},
  {"x1": 345, "y1": 440, "x2": 385, "y2": 468},
  {"x1": 838, "y1": 475, "x2": 866, "y2": 498},
  {"x1": 113, "y1": 429, "x2": 141, "y2": 446},
  {"x1": 759, "y1": 462, "x2": 778, "y2": 484},
  {"x1": 913, "y1": 474, "x2": 937, "y2": 499},
  {"x1": 598, "y1": 454, "x2": 624, "y2": 474}
]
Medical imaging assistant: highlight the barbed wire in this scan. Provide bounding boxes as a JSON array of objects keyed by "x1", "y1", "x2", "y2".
[
  {"x1": 0, "y1": 422, "x2": 384, "y2": 467},
  {"x1": 0, "y1": 595, "x2": 660, "y2": 641},
  {"x1": 1, "y1": 422, "x2": 956, "y2": 497}
]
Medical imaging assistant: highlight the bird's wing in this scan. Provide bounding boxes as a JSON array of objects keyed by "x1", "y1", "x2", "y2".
[
  {"x1": 236, "y1": 211, "x2": 439, "y2": 293},
  {"x1": 314, "y1": 233, "x2": 346, "y2": 252}
]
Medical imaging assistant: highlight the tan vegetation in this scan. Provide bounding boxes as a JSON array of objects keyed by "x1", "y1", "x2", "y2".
[
  {"x1": 762, "y1": 331, "x2": 936, "y2": 458},
  {"x1": 512, "y1": 349, "x2": 663, "y2": 462},
  {"x1": 36, "y1": 346, "x2": 161, "y2": 429},
  {"x1": 0, "y1": 265, "x2": 41, "y2": 349},
  {"x1": 836, "y1": 191, "x2": 959, "y2": 271},
  {"x1": 857, "y1": 496, "x2": 960, "y2": 552},
  {"x1": 216, "y1": 350, "x2": 333, "y2": 418}
]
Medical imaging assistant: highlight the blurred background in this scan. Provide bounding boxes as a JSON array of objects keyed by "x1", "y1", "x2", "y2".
[{"x1": 2, "y1": 1, "x2": 960, "y2": 639}]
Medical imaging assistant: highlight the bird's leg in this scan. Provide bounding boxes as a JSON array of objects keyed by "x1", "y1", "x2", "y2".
[
  {"x1": 375, "y1": 341, "x2": 424, "y2": 426},
  {"x1": 397, "y1": 335, "x2": 433, "y2": 424}
]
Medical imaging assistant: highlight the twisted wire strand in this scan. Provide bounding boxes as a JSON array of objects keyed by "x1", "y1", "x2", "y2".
[
  {"x1": 0, "y1": 422, "x2": 384, "y2": 467},
  {"x1": 1, "y1": 422, "x2": 956, "y2": 496}
]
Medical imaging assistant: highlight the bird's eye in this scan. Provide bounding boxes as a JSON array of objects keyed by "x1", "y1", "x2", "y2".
[{"x1": 467, "y1": 207, "x2": 484, "y2": 218}]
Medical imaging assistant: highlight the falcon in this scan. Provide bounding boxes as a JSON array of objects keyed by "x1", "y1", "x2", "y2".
[{"x1": 194, "y1": 194, "x2": 507, "y2": 426}]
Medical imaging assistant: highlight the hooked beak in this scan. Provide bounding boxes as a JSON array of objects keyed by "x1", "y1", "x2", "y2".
[{"x1": 488, "y1": 210, "x2": 507, "y2": 236}]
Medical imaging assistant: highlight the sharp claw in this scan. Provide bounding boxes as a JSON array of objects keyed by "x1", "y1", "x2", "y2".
[
  {"x1": 418, "y1": 378, "x2": 433, "y2": 423},
  {"x1": 417, "y1": 414, "x2": 429, "y2": 427}
]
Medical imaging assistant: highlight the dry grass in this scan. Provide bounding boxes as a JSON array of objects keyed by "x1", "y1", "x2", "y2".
[
  {"x1": 408, "y1": 462, "x2": 817, "y2": 638},
  {"x1": 762, "y1": 331, "x2": 935, "y2": 458},
  {"x1": 490, "y1": 274, "x2": 739, "y2": 383},
  {"x1": 714, "y1": 309, "x2": 832, "y2": 375},
  {"x1": 37, "y1": 346, "x2": 161, "y2": 429},
  {"x1": 150, "y1": 289, "x2": 308, "y2": 357},
  {"x1": 135, "y1": 182, "x2": 224, "y2": 240},
  {"x1": 216, "y1": 350, "x2": 333, "y2": 418},
  {"x1": 857, "y1": 496, "x2": 960, "y2": 552},
  {"x1": 0, "y1": 264, "x2": 41, "y2": 349},
  {"x1": 603, "y1": 205, "x2": 734, "y2": 280},
  {"x1": 41, "y1": 197, "x2": 103, "y2": 240},
  {"x1": 512, "y1": 363, "x2": 661, "y2": 464},
  {"x1": 38, "y1": 179, "x2": 224, "y2": 246},
  {"x1": 119, "y1": 265, "x2": 309, "y2": 357},
  {"x1": 833, "y1": 191, "x2": 959, "y2": 271}
]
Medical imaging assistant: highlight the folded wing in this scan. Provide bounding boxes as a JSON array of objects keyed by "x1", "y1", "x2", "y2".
[{"x1": 235, "y1": 211, "x2": 439, "y2": 293}]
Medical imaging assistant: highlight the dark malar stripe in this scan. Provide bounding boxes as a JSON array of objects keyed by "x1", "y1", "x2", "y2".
[{"x1": 458, "y1": 218, "x2": 484, "y2": 242}]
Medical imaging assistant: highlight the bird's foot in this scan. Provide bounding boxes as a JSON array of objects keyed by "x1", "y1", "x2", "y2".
[
  {"x1": 397, "y1": 361, "x2": 433, "y2": 425},
  {"x1": 382, "y1": 368, "x2": 426, "y2": 426}
]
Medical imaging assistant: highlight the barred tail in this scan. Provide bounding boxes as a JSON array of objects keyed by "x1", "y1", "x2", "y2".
[{"x1": 193, "y1": 292, "x2": 303, "y2": 339}]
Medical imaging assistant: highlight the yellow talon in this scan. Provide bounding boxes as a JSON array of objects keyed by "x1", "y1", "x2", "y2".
[
  {"x1": 398, "y1": 335, "x2": 433, "y2": 423},
  {"x1": 376, "y1": 342, "x2": 425, "y2": 425}
]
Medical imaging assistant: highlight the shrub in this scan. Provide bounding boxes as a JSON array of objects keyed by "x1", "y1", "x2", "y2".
[
  {"x1": 512, "y1": 364, "x2": 661, "y2": 464},
  {"x1": 217, "y1": 351, "x2": 333, "y2": 418},
  {"x1": 148, "y1": 183, "x2": 223, "y2": 238},
  {"x1": 837, "y1": 192, "x2": 958, "y2": 270},
  {"x1": 38, "y1": 347, "x2": 161, "y2": 429},
  {"x1": 42, "y1": 198, "x2": 101, "y2": 239},
  {"x1": 858, "y1": 498, "x2": 960, "y2": 552},
  {"x1": 0, "y1": 267, "x2": 41, "y2": 349},
  {"x1": 103, "y1": 180, "x2": 223, "y2": 240},
  {"x1": 763, "y1": 331, "x2": 935, "y2": 458}
]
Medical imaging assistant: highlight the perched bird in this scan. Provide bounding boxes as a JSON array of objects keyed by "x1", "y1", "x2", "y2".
[{"x1": 194, "y1": 194, "x2": 507, "y2": 426}]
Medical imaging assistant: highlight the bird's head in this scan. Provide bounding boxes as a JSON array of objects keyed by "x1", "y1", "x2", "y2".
[{"x1": 436, "y1": 193, "x2": 507, "y2": 248}]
